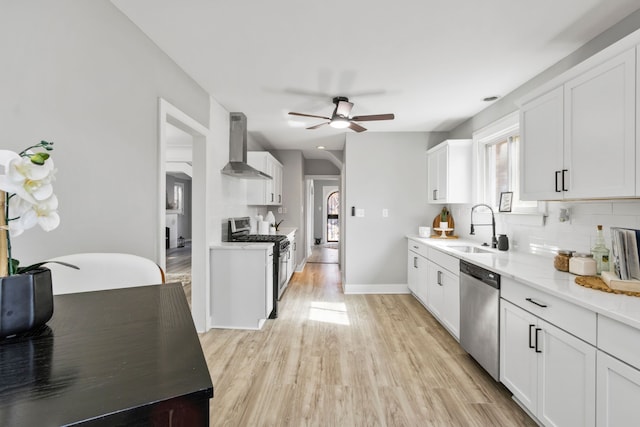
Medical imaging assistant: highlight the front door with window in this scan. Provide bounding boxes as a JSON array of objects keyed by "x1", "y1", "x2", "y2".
[{"x1": 327, "y1": 191, "x2": 339, "y2": 242}]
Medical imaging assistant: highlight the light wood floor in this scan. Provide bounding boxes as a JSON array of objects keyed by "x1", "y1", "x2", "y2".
[
  {"x1": 197, "y1": 263, "x2": 535, "y2": 427},
  {"x1": 307, "y1": 243, "x2": 339, "y2": 264}
]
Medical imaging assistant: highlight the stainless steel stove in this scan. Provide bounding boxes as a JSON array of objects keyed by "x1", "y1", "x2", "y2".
[{"x1": 227, "y1": 217, "x2": 290, "y2": 318}]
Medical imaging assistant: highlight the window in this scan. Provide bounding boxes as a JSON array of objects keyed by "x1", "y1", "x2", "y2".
[
  {"x1": 167, "y1": 182, "x2": 184, "y2": 214},
  {"x1": 474, "y1": 112, "x2": 536, "y2": 212}
]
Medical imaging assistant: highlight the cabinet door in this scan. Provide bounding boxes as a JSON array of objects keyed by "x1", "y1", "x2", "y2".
[
  {"x1": 266, "y1": 251, "x2": 274, "y2": 317},
  {"x1": 265, "y1": 157, "x2": 276, "y2": 205},
  {"x1": 597, "y1": 350, "x2": 640, "y2": 427},
  {"x1": 435, "y1": 148, "x2": 448, "y2": 202},
  {"x1": 274, "y1": 162, "x2": 283, "y2": 205},
  {"x1": 407, "y1": 251, "x2": 419, "y2": 295},
  {"x1": 408, "y1": 251, "x2": 428, "y2": 305},
  {"x1": 520, "y1": 86, "x2": 564, "y2": 201},
  {"x1": 500, "y1": 299, "x2": 538, "y2": 414},
  {"x1": 564, "y1": 48, "x2": 636, "y2": 199},
  {"x1": 426, "y1": 260, "x2": 444, "y2": 319},
  {"x1": 440, "y1": 268, "x2": 460, "y2": 340},
  {"x1": 427, "y1": 151, "x2": 440, "y2": 203},
  {"x1": 538, "y1": 321, "x2": 596, "y2": 427}
]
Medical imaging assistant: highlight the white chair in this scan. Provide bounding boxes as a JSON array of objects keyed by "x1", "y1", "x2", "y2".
[{"x1": 46, "y1": 253, "x2": 165, "y2": 295}]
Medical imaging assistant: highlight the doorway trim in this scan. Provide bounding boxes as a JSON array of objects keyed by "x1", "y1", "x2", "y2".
[{"x1": 158, "y1": 98, "x2": 209, "y2": 332}]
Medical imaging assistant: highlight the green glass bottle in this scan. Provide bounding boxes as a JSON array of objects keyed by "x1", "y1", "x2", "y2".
[{"x1": 591, "y1": 225, "x2": 610, "y2": 275}]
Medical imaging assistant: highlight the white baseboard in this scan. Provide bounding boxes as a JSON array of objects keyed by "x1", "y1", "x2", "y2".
[{"x1": 343, "y1": 283, "x2": 410, "y2": 294}]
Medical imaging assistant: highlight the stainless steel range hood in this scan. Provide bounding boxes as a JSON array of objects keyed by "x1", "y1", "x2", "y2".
[{"x1": 221, "y1": 112, "x2": 272, "y2": 180}]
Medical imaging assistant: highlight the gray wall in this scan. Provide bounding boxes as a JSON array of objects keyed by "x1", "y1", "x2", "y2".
[
  {"x1": 449, "y1": 8, "x2": 640, "y2": 139},
  {"x1": 2, "y1": 1, "x2": 210, "y2": 265},
  {"x1": 305, "y1": 158, "x2": 341, "y2": 175},
  {"x1": 343, "y1": 132, "x2": 446, "y2": 288},
  {"x1": 313, "y1": 180, "x2": 339, "y2": 241}
]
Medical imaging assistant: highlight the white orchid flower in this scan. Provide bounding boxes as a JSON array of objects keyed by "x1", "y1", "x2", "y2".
[
  {"x1": 0, "y1": 150, "x2": 55, "y2": 205},
  {"x1": 8, "y1": 194, "x2": 60, "y2": 236}
]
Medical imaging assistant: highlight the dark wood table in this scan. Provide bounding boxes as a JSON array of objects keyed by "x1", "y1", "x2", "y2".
[{"x1": 0, "y1": 284, "x2": 213, "y2": 426}]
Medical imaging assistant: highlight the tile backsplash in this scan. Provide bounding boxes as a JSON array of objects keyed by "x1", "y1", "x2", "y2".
[{"x1": 449, "y1": 200, "x2": 640, "y2": 258}]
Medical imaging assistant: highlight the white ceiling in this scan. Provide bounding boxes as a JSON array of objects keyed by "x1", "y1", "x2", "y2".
[{"x1": 112, "y1": 0, "x2": 640, "y2": 158}]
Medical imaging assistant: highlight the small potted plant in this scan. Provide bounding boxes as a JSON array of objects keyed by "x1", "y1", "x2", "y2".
[
  {"x1": 0, "y1": 141, "x2": 59, "y2": 338},
  {"x1": 439, "y1": 207, "x2": 449, "y2": 230}
]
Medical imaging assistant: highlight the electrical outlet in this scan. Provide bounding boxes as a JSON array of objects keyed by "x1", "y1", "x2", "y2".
[
  {"x1": 382, "y1": 209, "x2": 389, "y2": 217},
  {"x1": 278, "y1": 207, "x2": 282, "y2": 214},
  {"x1": 356, "y1": 209, "x2": 365, "y2": 217}
]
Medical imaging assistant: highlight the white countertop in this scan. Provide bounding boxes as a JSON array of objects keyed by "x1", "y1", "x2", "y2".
[
  {"x1": 407, "y1": 235, "x2": 640, "y2": 330},
  {"x1": 210, "y1": 242, "x2": 273, "y2": 250},
  {"x1": 275, "y1": 227, "x2": 297, "y2": 238}
]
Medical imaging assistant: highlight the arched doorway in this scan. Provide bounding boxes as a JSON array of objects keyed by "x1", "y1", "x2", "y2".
[{"x1": 327, "y1": 191, "x2": 339, "y2": 242}]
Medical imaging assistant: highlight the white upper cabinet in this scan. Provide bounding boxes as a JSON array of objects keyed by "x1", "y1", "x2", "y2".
[
  {"x1": 520, "y1": 47, "x2": 636, "y2": 201},
  {"x1": 427, "y1": 139, "x2": 472, "y2": 204},
  {"x1": 564, "y1": 47, "x2": 636, "y2": 199},
  {"x1": 247, "y1": 152, "x2": 283, "y2": 206},
  {"x1": 520, "y1": 87, "x2": 564, "y2": 201}
]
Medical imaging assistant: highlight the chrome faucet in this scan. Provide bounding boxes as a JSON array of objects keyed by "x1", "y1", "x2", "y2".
[{"x1": 470, "y1": 204, "x2": 497, "y2": 249}]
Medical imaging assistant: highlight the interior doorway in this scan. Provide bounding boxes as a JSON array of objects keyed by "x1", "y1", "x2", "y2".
[
  {"x1": 158, "y1": 98, "x2": 209, "y2": 332},
  {"x1": 165, "y1": 122, "x2": 193, "y2": 303},
  {"x1": 306, "y1": 180, "x2": 339, "y2": 264}
]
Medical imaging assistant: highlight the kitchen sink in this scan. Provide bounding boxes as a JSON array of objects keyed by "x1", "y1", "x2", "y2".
[{"x1": 448, "y1": 245, "x2": 494, "y2": 254}]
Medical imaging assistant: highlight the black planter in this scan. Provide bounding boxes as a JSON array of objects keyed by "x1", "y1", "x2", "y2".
[{"x1": 0, "y1": 268, "x2": 54, "y2": 339}]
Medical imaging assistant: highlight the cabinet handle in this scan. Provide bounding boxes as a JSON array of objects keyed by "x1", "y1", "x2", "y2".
[
  {"x1": 555, "y1": 171, "x2": 561, "y2": 192},
  {"x1": 562, "y1": 169, "x2": 568, "y2": 192},
  {"x1": 528, "y1": 324, "x2": 535, "y2": 349},
  {"x1": 279, "y1": 195, "x2": 281, "y2": 203},
  {"x1": 271, "y1": 193, "x2": 274, "y2": 202},
  {"x1": 413, "y1": 256, "x2": 418, "y2": 269},
  {"x1": 293, "y1": 242, "x2": 296, "y2": 251},
  {"x1": 413, "y1": 245, "x2": 419, "y2": 249},
  {"x1": 535, "y1": 328, "x2": 542, "y2": 353},
  {"x1": 433, "y1": 189, "x2": 437, "y2": 200},
  {"x1": 526, "y1": 297, "x2": 548, "y2": 308},
  {"x1": 437, "y1": 270, "x2": 443, "y2": 286}
]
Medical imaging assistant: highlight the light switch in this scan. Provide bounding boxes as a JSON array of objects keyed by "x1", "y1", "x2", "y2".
[
  {"x1": 356, "y1": 209, "x2": 365, "y2": 217},
  {"x1": 278, "y1": 207, "x2": 283, "y2": 214},
  {"x1": 382, "y1": 209, "x2": 389, "y2": 217}
]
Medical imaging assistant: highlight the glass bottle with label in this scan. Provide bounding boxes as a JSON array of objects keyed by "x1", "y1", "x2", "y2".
[{"x1": 591, "y1": 225, "x2": 610, "y2": 275}]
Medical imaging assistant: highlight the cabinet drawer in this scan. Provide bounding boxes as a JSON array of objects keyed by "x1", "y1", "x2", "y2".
[
  {"x1": 427, "y1": 247, "x2": 459, "y2": 275},
  {"x1": 407, "y1": 239, "x2": 429, "y2": 259},
  {"x1": 598, "y1": 315, "x2": 640, "y2": 370},
  {"x1": 501, "y1": 277, "x2": 596, "y2": 345}
]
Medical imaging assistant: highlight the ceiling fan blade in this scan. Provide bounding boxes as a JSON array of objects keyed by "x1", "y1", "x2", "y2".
[
  {"x1": 348, "y1": 122, "x2": 367, "y2": 133},
  {"x1": 351, "y1": 113, "x2": 395, "y2": 122},
  {"x1": 335, "y1": 100, "x2": 354, "y2": 117},
  {"x1": 289, "y1": 112, "x2": 331, "y2": 120},
  {"x1": 307, "y1": 122, "x2": 330, "y2": 130}
]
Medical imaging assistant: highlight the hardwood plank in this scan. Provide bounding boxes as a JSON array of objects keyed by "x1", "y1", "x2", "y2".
[{"x1": 196, "y1": 262, "x2": 536, "y2": 426}]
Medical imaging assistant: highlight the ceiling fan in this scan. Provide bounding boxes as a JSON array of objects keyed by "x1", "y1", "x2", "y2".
[{"x1": 288, "y1": 96, "x2": 394, "y2": 133}]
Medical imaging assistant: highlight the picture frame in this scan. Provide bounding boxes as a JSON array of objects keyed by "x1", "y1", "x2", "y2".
[{"x1": 499, "y1": 191, "x2": 513, "y2": 213}]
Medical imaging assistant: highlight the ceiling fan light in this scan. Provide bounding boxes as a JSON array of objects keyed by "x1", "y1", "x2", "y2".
[{"x1": 329, "y1": 117, "x2": 350, "y2": 129}]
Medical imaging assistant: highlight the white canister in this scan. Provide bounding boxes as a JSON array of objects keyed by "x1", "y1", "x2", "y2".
[
  {"x1": 418, "y1": 226, "x2": 431, "y2": 237},
  {"x1": 258, "y1": 221, "x2": 270, "y2": 235},
  {"x1": 569, "y1": 253, "x2": 597, "y2": 276}
]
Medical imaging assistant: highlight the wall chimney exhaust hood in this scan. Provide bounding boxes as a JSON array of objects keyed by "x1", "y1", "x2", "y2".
[{"x1": 221, "y1": 112, "x2": 272, "y2": 180}]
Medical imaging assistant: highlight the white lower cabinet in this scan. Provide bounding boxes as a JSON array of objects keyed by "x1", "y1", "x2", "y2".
[
  {"x1": 597, "y1": 350, "x2": 640, "y2": 427},
  {"x1": 500, "y1": 299, "x2": 596, "y2": 426},
  {"x1": 406, "y1": 240, "x2": 461, "y2": 341},
  {"x1": 426, "y1": 260, "x2": 459, "y2": 339},
  {"x1": 407, "y1": 242, "x2": 428, "y2": 305}
]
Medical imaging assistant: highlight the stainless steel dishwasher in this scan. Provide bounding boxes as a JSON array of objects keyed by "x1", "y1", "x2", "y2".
[{"x1": 459, "y1": 259, "x2": 501, "y2": 381}]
